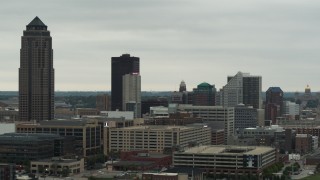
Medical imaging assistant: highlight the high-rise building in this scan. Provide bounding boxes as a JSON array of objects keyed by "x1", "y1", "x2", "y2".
[
  {"x1": 192, "y1": 82, "x2": 216, "y2": 106},
  {"x1": 111, "y1": 54, "x2": 139, "y2": 111},
  {"x1": 122, "y1": 73, "x2": 141, "y2": 118},
  {"x1": 179, "y1": 80, "x2": 186, "y2": 92},
  {"x1": 234, "y1": 104, "x2": 258, "y2": 130},
  {"x1": 217, "y1": 72, "x2": 262, "y2": 109},
  {"x1": 243, "y1": 76, "x2": 262, "y2": 109},
  {"x1": 19, "y1": 17, "x2": 54, "y2": 121},
  {"x1": 265, "y1": 87, "x2": 283, "y2": 123}
]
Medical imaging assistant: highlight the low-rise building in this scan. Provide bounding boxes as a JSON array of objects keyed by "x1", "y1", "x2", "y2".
[
  {"x1": 0, "y1": 133, "x2": 64, "y2": 163},
  {"x1": 142, "y1": 172, "x2": 188, "y2": 180},
  {"x1": 16, "y1": 119, "x2": 101, "y2": 157},
  {"x1": 30, "y1": 157, "x2": 84, "y2": 175},
  {"x1": 295, "y1": 134, "x2": 312, "y2": 155},
  {"x1": 173, "y1": 145, "x2": 276, "y2": 177},
  {"x1": 108, "y1": 124, "x2": 211, "y2": 153}
]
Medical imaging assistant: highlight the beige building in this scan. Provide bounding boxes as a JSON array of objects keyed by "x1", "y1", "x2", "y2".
[
  {"x1": 30, "y1": 157, "x2": 84, "y2": 175},
  {"x1": 122, "y1": 73, "x2": 141, "y2": 118},
  {"x1": 107, "y1": 124, "x2": 211, "y2": 154},
  {"x1": 173, "y1": 145, "x2": 275, "y2": 177},
  {"x1": 176, "y1": 105, "x2": 234, "y2": 143}
]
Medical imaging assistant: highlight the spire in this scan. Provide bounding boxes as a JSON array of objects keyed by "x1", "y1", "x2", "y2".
[{"x1": 26, "y1": 16, "x2": 47, "y2": 30}]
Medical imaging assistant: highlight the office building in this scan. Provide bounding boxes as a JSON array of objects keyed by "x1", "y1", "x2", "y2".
[
  {"x1": 217, "y1": 72, "x2": 262, "y2": 109},
  {"x1": 96, "y1": 94, "x2": 110, "y2": 111},
  {"x1": 176, "y1": 104, "x2": 234, "y2": 143},
  {"x1": 192, "y1": 82, "x2": 216, "y2": 106},
  {"x1": 141, "y1": 98, "x2": 168, "y2": 116},
  {"x1": 16, "y1": 119, "x2": 101, "y2": 157},
  {"x1": 19, "y1": 17, "x2": 54, "y2": 121},
  {"x1": 111, "y1": 54, "x2": 139, "y2": 111},
  {"x1": 108, "y1": 124, "x2": 211, "y2": 153},
  {"x1": 122, "y1": 73, "x2": 141, "y2": 118},
  {"x1": 179, "y1": 80, "x2": 186, "y2": 92},
  {"x1": 283, "y1": 101, "x2": 300, "y2": 120},
  {"x1": 30, "y1": 157, "x2": 84, "y2": 175},
  {"x1": 265, "y1": 87, "x2": 283, "y2": 123},
  {"x1": 234, "y1": 104, "x2": 258, "y2": 130},
  {"x1": 295, "y1": 134, "x2": 312, "y2": 155},
  {"x1": 243, "y1": 75, "x2": 262, "y2": 109},
  {"x1": 0, "y1": 133, "x2": 64, "y2": 163},
  {"x1": 173, "y1": 145, "x2": 275, "y2": 177}
]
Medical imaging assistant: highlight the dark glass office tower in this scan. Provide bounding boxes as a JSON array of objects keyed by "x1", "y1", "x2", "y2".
[
  {"x1": 243, "y1": 76, "x2": 262, "y2": 109},
  {"x1": 19, "y1": 17, "x2": 54, "y2": 121},
  {"x1": 111, "y1": 54, "x2": 139, "y2": 111}
]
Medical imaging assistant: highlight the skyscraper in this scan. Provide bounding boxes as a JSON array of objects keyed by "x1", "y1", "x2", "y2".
[
  {"x1": 111, "y1": 54, "x2": 139, "y2": 111},
  {"x1": 265, "y1": 87, "x2": 283, "y2": 123},
  {"x1": 122, "y1": 73, "x2": 141, "y2": 118},
  {"x1": 19, "y1": 17, "x2": 54, "y2": 121},
  {"x1": 217, "y1": 72, "x2": 262, "y2": 109}
]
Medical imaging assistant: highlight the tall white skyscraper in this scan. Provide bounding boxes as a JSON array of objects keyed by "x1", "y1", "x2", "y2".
[{"x1": 122, "y1": 73, "x2": 141, "y2": 118}]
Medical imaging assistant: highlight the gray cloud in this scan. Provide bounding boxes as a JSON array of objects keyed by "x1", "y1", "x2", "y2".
[{"x1": 0, "y1": 0, "x2": 320, "y2": 91}]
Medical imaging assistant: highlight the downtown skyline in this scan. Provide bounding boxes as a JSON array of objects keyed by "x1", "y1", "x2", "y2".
[{"x1": 0, "y1": 0, "x2": 319, "y2": 92}]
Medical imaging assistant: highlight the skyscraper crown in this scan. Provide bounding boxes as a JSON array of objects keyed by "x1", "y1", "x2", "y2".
[{"x1": 26, "y1": 16, "x2": 47, "y2": 30}]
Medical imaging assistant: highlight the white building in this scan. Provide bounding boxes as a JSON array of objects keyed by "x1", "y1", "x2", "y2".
[
  {"x1": 122, "y1": 73, "x2": 141, "y2": 118},
  {"x1": 176, "y1": 104, "x2": 234, "y2": 143},
  {"x1": 216, "y1": 72, "x2": 262, "y2": 109},
  {"x1": 149, "y1": 106, "x2": 169, "y2": 118},
  {"x1": 283, "y1": 101, "x2": 300, "y2": 117},
  {"x1": 100, "y1": 111, "x2": 134, "y2": 120}
]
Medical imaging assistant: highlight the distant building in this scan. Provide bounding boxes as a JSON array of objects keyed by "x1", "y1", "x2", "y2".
[
  {"x1": 16, "y1": 119, "x2": 101, "y2": 157},
  {"x1": 75, "y1": 108, "x2": 99, "y2": 117},
  {"x1": 176, "y1": 104, "x2": 234, "y2": 143},
  {"x1": 265, "y1": 87, "x2": 283, "y2": 124},
  {"x1": 234, "y1": 104, "x2": 258, "y2": 130},
  {"x1": 295, "y1": 134, "x2": 312, "y2": 155},
  {"x1": 149, "y1": 106, "x2": 169, "y2": 118},
  {"x1": 108, "y1": 124, "x2": 211, "y2": 153},
  {"x1": 96, "y1": 94, "x2": 110, "y2": 111},
  {"x1": 122, "y1": 73, "x2": 141, "y2": 118},
  {"x1": 0, "y1": 108, "x2": 19, "y2": 122},
  {"x1": 19, "y1": 17, "x2": 54, "y2": 121},
  {"x1": 141, "y1": 98, "x2": 168, "y2": 116},
  {"x1": 173, "y1": 145, "x2": 276, "y2": 177},
  {"x1": 179, "y1": 81, "x2": 187, "y2": 92},
  {"x1": 0, "y1": 133, "x2": 64, "y2": 163},
  {"x1": 142, "y1": 173, "x2": 188, "y2": 180},
  {"x1": 111, "y1": 54, "x2": 139, "y2": 111},
  {"x1": 217, "y1": 72, "x2": 262, "y2": 109},
  {"x1": 283, "y1": 101, "x2": 300, "y2": 120},
  {"x1": 192, "y1": 82, "x2": 216, "y2": 106},
  {"x1": 100, "y1": 111, "x2": 134, "y2": 120},
  {"x1": 30, "y1": 157, "x2": 84, "y2": 175}
]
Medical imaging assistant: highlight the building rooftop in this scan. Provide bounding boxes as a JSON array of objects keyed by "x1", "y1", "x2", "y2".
[
  {"x1": 0, "y1": 133, "x2": 62, "y2": 142},
  {"x1": 267, "y1": 87, "x2": 283, "y2": 93},
  {"x1": 27, "y1": 16, "x2": 47, "y2": 28},
  {"x1": 180, "y1": 145, "x2": 274, "y2": 155},
  {"x1": 32, "y1": 157, "x2": 81, "y2": 164},
  {"x1": 118, "y1": 125, "x2": 194, "y2": 131}
]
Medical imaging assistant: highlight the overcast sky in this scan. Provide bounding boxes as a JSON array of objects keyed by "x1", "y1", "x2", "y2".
[{"x1": 0, "y1": 0, "x2": 319, "y2": 92}]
